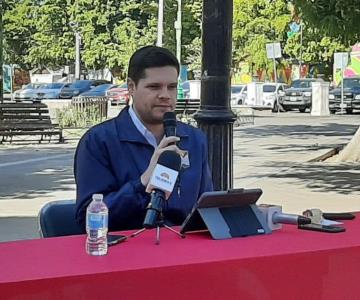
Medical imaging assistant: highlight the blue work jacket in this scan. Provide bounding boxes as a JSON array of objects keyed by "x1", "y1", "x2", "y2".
[{"x1": 74, "y1": 107, "x2": 213, "y2": 231}]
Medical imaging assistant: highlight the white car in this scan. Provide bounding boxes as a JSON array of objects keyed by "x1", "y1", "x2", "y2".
[
  {"x1": 231, "y1": 84, "x2": 247, "y2": 106},
  {"x1": 261, "y1": 83, "x2": 288, "y2": 112}
]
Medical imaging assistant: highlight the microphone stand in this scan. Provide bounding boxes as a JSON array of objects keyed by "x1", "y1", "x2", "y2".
[{"x1": 130, "y1": 207, "x2": 185, "y2": 245}]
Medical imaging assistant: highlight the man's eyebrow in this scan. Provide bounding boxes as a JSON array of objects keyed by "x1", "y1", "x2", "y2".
[
  {"x1": 144, "y1": 82, "x2": 161, "y2": 86},
  {"x1": 144, "y1": 82, "x2": 178, "y2": 86}
]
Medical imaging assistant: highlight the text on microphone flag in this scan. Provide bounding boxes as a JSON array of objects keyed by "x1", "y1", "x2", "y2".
[{"x1": 147, "y1": 164, "x2": 178, "y2": 194}]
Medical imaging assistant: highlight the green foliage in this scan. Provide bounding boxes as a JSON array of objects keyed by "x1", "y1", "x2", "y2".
[
  {"x1": 74, "y1": 0, "x2": 158, "y2": 78},
  {"x1": 184, "y1": 37, "x2": 201, "y2": 78},
  {"x1": 3, "y1": 0, "x2": 36, "y2": 68},
  {"x1": 180, "y1": 0, "x2": 202, "y2": 66},
  {"x1": 3, "y1": 0, "x2": 204, "y2": 78},
  {"x1": 3, "y1": 0, "x2": 353, "y2": 80},
  {"x1": 284, "y1": 29, "x2": 348, "y2": 73},
  {"x1": 27, "y1": 0, "x2": 74, "y2": 68},
  {"x1": 3, "y1": 0, "x2": 74, "y2": 69},
  {"x1": 292, "y1": 0, "x2": 360, "y2": 44},
  {"x1": 56, "y1": 104, "x2": 104, "y2": 128},
  {"x1": 232, "y1": 0, "x2": 291, "y2": 76},
  {"x1": 232, "y1": 0, "x2": 349, "y2": 78}
]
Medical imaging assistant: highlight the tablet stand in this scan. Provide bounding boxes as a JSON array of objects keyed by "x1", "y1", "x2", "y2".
[
  {"x1": 130, "y1": 211, "x2": 185, "y2": 245},
  {"x1": 196, "y1": 204, "x2": 271, "y2": 239}
]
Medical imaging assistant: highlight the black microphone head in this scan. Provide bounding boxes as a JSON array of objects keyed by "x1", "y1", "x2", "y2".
[
  {"x1": 163, "y1": 112, "x2": 177, "y2": 137},
  {"x1": 158, "y1": 150, "x2": 181, "y2": 172},
  {"x1": 163, "y1": 111, "x2": 176, "y2": 127}
]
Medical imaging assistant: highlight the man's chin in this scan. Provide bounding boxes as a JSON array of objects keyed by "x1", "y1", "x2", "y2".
[
  {"x1": 145, "y1": 112, "x2": 169, "y2": 124},
  {"x1": 154, "y1": 107, "x2": 174, "y2": 118}
]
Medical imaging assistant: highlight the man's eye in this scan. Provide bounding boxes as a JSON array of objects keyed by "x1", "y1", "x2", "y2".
[{"x1": 148, "y1": 85, "x2": 160, "y2": 89}]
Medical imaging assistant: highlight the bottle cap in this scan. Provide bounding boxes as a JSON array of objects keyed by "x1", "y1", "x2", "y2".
[{"x1": 92, "y1": 194, "x2": 103, "y2": 201}]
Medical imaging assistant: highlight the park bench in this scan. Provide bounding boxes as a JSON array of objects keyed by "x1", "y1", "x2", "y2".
[
  {"x1": 175, "y1": 98, "x2": 201, "y2": 117},
  {"x1": 0, "y1": 102, "x2": 63, "y2": 144}
]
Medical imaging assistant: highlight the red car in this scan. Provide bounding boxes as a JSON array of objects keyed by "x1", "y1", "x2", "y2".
[{"x1": 106, "y1": 83, "x2": 129, "y2": 105}]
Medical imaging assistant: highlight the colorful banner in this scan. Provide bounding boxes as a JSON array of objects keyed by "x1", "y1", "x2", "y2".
[{"x1": 334, "y1": 43, "x2": 360, "y2": 85}]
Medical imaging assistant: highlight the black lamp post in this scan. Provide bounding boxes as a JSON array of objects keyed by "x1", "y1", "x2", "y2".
[{"x1": 195, "y1": 0, "x2": 236, "y2": 191}]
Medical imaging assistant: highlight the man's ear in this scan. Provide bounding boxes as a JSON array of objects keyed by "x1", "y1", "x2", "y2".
[{"x1": 127, "y1": 78, "x2": 135, "y2": 95}]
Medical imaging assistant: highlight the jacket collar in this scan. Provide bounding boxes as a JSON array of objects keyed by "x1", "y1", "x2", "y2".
[{"x1": 115, "y1": 106, "x2": 189, "y2": 144}]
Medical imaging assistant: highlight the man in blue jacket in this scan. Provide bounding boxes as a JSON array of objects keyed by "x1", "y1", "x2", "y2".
[{"x1": 74, "y1": 46, "x2": 213, "y2": 231}]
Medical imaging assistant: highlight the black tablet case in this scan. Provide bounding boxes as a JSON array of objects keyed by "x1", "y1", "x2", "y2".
[{"x1": 180, "y1": 188, "x2": 271, "y2": 239}]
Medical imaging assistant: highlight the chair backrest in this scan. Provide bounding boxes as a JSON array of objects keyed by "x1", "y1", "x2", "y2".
[{"x1": 38, "y1": 200, "x2": 85, "y2": 238}]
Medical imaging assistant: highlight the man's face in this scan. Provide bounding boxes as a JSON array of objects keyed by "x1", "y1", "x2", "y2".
[{"x1": 129, "y1": 66, "x2": 178, "y2": 125}]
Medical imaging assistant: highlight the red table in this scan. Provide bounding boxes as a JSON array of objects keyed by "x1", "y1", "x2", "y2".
[{"x1": 1, "y1": 218, "x2": 360, "y2": 300}]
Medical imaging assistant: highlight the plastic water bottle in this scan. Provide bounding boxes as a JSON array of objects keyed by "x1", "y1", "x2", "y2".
[{"x1": 86, "y1": 194, "x2": 108, "y2": 256}]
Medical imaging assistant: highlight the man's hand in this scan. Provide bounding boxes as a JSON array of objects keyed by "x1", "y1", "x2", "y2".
[{"x1": 140, "y1": 136, "x2": 182, "y2": 187}]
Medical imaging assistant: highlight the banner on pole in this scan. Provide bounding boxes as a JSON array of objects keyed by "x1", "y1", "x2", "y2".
[{"x1": 3, "y1": 65, "x2": 12, "y2": 93}]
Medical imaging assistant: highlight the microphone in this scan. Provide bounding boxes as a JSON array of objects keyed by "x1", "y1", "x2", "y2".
[
  {"x1": 258, "y1": 204, "x2": 311, "y2": 231},
  {"x1": 163, "y1": 111, "x2": 176, "y2": 137},
  {"x1": 163, "y1": 111, "x2": 187, "y2": 191},
  {"x1": 143, "y1": 150, "x2": 181, "y2": 228},
  {"x1": 163, "y1": 111, "x2": 177, "y2": 145}
]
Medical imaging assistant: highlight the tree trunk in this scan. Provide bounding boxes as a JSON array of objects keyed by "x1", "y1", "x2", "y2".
[{"x1": 328, "y1": 126, "x2": 360, "y2": 162}]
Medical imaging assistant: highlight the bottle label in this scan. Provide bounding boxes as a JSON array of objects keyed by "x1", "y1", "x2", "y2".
[{"x1": 87, "y1": 213, "x2": 108, "y2": 230}]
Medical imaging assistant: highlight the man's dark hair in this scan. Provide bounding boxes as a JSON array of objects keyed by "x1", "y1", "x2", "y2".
[{"x1": 127, "y1": 46, "x2": 180, "y2": 85}]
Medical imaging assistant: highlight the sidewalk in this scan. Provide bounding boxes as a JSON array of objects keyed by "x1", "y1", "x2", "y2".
[
  {"x1": 0, "y1": 111, "x2": 359, "y2": 242},
  {"x1": 233, "y1": 111, "x2": 360, "y2": 214}
]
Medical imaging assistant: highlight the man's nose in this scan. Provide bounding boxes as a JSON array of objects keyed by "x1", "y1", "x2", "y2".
[{"x1": 159, "y1": 87, "x2": 171, "y2": 99}]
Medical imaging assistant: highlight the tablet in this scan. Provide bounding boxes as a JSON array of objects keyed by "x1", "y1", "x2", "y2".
[{"x1": 180, "y1": 188, "x2": 263, "y2": 234}]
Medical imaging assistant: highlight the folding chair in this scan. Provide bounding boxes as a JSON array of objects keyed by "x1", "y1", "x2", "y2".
[{"x1": 38, "y1": 200, "x2": 85, "y2": 238}]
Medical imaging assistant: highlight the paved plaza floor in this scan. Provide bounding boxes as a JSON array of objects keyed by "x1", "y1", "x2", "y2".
[{"x1": 1, "y1": 110, "x2": 359, "y2": 242}]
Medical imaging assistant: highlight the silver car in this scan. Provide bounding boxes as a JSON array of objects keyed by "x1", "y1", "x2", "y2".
[
  {"x1": 34, "y1": 83, "x2": 71, "y2": 101},
  {"x1": 13, "y1": 83, "x2": 44, "y2": 101}
]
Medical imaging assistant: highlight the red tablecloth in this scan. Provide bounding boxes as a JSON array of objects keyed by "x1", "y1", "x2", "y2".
[{"x1": 1, "y1": 218, "x2": 360, "y2": 300}]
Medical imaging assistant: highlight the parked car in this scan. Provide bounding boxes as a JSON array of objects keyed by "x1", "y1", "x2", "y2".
[
  {"x1": 13, "y1": 83, "x2": 44, "y2": 101},
  {"x1": 231, "y1": 84, "x2": 247, "y2": 106},
  {"x1": 33, "y1": 83, "x2": 71, "y2": 101},
  {"x1": 261, "y1": 83, "x2": 288, "y2": 112},
  {"x1": 329, "y1": 77, "x2": 360, "y2": 114},
  {"x1": 59, "y1": 80, "x2": 110, "y2": 98},
  {"x1": 79, "y1": 84, "x2": 116, "y2": 97},
  {"x1": 280, "y1": 78, "x2": 324, "y2": 112},
  {"x1": 106, "y1": 83, "x2": 130, "y2": 105}
]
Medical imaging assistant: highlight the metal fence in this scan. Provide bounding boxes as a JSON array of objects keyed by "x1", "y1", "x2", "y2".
[{"x1": 71, "y1": 96, "x2": 108, "y2": 119}]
